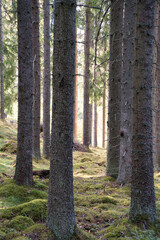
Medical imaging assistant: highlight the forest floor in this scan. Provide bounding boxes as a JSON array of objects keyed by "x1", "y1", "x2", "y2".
[{"x1": 0, "y1": 120, "x2": 160, "y2": 239}]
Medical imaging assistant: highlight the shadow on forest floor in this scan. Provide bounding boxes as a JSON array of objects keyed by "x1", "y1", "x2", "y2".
[{"x1": 0, "y1": 120, "x2": 160, "y2": 239}]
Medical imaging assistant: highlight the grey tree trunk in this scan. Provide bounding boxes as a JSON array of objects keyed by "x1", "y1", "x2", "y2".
[
  {"x1": 32, "y1": 0, "x2": 41, "y2": 159},
  {"x1": 0, "y1": 0, "x2": 4, "y2": 119},
  {"x1": 107, "y1": 0, "x2": 123, "y2": 178},
  {"x1": 83, "y1": 0, "x2": 91, "y2": 148},
  {"x1": 43, "y1": 0, "x2": 50, "y2": 159},
  {"x1": 129, "y1": 0, "x2": 157, "y2": 223},
  {"x1": 117, "y1": 0, "x2": 136, "y2": 184},
  {"x1": 152, "y1": 3, "x2": 160, "y2": 171},
  {"x1": 102, "y1": 82, "x2": 106, "y2": 148},
  {"x1": 73, "y1": 29, "x2": 78, "y2": 143},
  {"x1": 14, "y1": 0, "x2": 33, "y2": 186},
  {"x1": 47, "y1": 0, "x2": 76, "y2": 239},
  {"x1": 93, "y1": 101, "x2": 97, "y2": 147}
]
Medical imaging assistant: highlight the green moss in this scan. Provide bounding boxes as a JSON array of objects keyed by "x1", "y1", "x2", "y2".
[
  {"x1": 72, "y1": 226, "x2": 96, "y2": 240},
  {"x1": 0, "y1": 179, "x2": 48, "y2": 207},
  {"x1": 0, "y1": 140, "x2": 17, "y2": 154},
  {"x1": 12, "y1": 237, "x2": 30, "y2": 240},
  {"x1": 6, "y1": 216, "x2": 34, "y2": 231},
  {"x1": 0, "y1": 199, "x2": 47, "y2": 221},
  {"x1": 89, "y1": 196, "x2": 117, "y2": 205},
  {"x1": 0, "y1": 230, "x2": 6, "y2": 240},
  {"x1": 24, "y1": 223, "x2": 47, "y2": 234}
]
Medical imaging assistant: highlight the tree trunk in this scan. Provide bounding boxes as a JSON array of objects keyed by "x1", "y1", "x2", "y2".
[
  {"x1": 0, "y1": 0, "x2": 4, "y2": 119},
  {"x1": 129, "y1": 0, "x2": 157, "y2": 224},
  {"x1": 47, "y1": 0, "x2": 76, "y2": 239},
  {"x1": 152, "y1": 2, "x2": 160, "y2": 171},
  {"x1": 83, "y1": 0, "x2": 91, "y2": 148},
  {"x1": 102, "y1": 81, "x2": 106, "y2": 148},
  {"x1": 14, "y1": 0, "x2": 33, "y2": 186},
  {"x1": 73, "y1": 29, "x2": 78, "y2": 143},
  {"x1": 106, "y1": 0, "x2": 123, "y2": 178},
  {"x1": 117, "y1": 0, "x2": 136, "y2": 184},
  {"x1": 93, "y1": 102, "x2": 97, "y2": 147},
  {"x1": 43, "y1": 0, "x2": 51, "y2": 159},
  {"x1": 32, "y1": 0, "x2": 41, "y2": 159}
]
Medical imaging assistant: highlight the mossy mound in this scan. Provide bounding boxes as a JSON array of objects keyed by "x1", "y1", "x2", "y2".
[
  {"x1": 0, "y1": 140, "x2": 17, "y2": 154},
  {"x1": 6, "y1": 216, "x2": 34, "y2": 231},
  {"x1": 0, "y1": 199, "x2": 47, "y2": 221},
  {"x1": 0, "y1": 179, "x2": 48, "y2": 207},
  {"x1": 12, "y1": 237, "x2": 30, "y2": 240}
]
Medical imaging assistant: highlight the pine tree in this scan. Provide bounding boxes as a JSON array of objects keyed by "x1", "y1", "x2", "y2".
[
  {"x1": 0, "y1": 0, "x2": 4, "y2": 119},
  {"x1": 83, "y1": 0, "x2": 91, "y2": 148},
  {"x1": 107, "y1": 0, "x2": 123, "y2": 178},
  {"x1": 129, "y1": 0, "x2": 157, "y2": 223},
  {"x1": 47, "y1": 0, "x2": 76, "y2": 238},
  {"x1": 117, "y1": 0, "x2": 136, "y2": 184},
  {"x1": 14, "y1": 0, "x2": 33, "y2": 186},
  {"x1": 43, "y1": 0, "x2": 51, "y2": 159},
  {"x1": 32, "y1": 0, "x2": 41, "y2": 159}
]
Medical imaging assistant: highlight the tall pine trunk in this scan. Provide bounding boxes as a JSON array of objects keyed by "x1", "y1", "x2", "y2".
[
  {"x1": 107, "y1": 0, "x2": 123, "y2": 178},
  {"x1": 129, "y1": 0, "x2": 157, "y2": 223},
  {"x1": 32, "y1": 0, "x2": 41, "y2": 159},
  {"x1": 117, "y1": 0, "x2": 136, "y2": 184},
  {"x1": 14, "y1": 0, "x2": 33, "y2": 186},
  {"x1": 83, "y1": 0, "x2": 91, "y2": 148},
  {"x1": 43, "y1": 0, "x2": 50, "y2": 159},
  {"x1": 73, "y1": 29, "x2": 78, "y2": 143},
  {"x1": 47, "y1": 0, "x2": 76, "y2": 239},
  {"x1": 0, "y1": 0, "x2": 4, "y2": 119},
  {"x1": 152, "y1": 2, "x2": 160, "y2": 171}
]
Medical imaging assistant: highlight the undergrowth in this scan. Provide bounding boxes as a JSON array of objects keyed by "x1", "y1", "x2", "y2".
[{"x1": 0, "y1": 120, "x2": 160, "y2": 239}]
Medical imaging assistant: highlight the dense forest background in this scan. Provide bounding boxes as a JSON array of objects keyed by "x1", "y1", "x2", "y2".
[{"x1": 0, "y1": 0, "x2": 160, "y2": 239}]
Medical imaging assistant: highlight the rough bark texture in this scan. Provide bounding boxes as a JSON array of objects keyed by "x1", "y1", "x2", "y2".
[
  {"x1": 117, "y1": 0, "x2": 136, "y2": 184},
  {"x1": 0, "y1": 0, "x2": 4, "y2": 119},
  {"x1": 153, "y1": 3, "x2": 160, "y2": 171},
  {"x1": 83, "y1": 0, "x2": 91, "y2": 148},
  {"x1": 107, "y1": 0, "x2": 123, "y2": 178},
  {"x1": 14, "y1": 0, "x2": 33, "y2": 186},
  {"x1": 102, "y1": 82, "x2": 106, "y2": 148},
  {"x1": 73, "y1": 29, "x2": 78, "y2": 143},
  {"x1": 32, "y1": 0, "x2": 41, "y2": 159},
  {"x1": 43, "y1": 0, "x2": 50, "y2": 159},
  {"x1": 93, "y1": 102, "x2": 97, "y2": 147},
  {"x1": 129, "y1": 0, "x2": 157, "y2": 223},
  {"x1": 47, "y1": 0, "x2": 76, "y2": 239}
]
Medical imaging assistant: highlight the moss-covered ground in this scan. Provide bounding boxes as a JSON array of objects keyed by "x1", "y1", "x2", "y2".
[{"x1": 0, "y1": 120, "x2": 160, "y2": 239}]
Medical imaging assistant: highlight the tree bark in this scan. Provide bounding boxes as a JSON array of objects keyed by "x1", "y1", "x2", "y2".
[
  {"x1": 102, "y1": 81, "x2": 106, "y2": 148},
  {"x1": 117, "y1": 0, "x2": 136, "y2": 184},
  {"x1": 47, "y1": 0, "x2": 76, "y2": 239},
  {"x1": 93, "y1": 101, "x2": 97, "y2": 147},
  {"x1": 14, "y1": 0, "x2": 33, "y2": 186},
  {"x1": 73, "y1": 28, "x2": 78, "y2": 143},
  {"x1": 43, "y1": 0, "x2": 51, "y2": 159},
  {"x1": 152, "y1": 2, "x2": 160, "y2": 171},
  {"x1": 0, "y1": 0, "x2": 4, "y2": 119},
  {"x1": 106, "y1": 0, "x2": 123, "y2": 178},
  {"x1": 83, "y1": 0, "x2": 91, "y2": 148},
  {"x1": 32, "y1": 0, "x2": 41, "y2": 159},
  {"x1": 129, "y1": 0, "x2": 157, "y2": 223}
]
